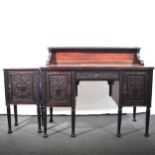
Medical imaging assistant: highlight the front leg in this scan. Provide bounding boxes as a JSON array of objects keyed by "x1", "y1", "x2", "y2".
[
  {"x1": 116, "y1": 106, "x2": 122, "y2": 137},
  {"x1": 14, "y1": 105, "x2": 18, "y2": 126},
  {"x1": 42, "y1": 106, "x2": 48, "y2": 138},
  {"x1": 145, "y1": 106, "x2": 150, "y2": 137},
  {"x1": 37, "y1": 105, "x2": 42, "y2": 133},
  {"x1": 71, "y1": 106, "x2": 76, "y2": 137},
  {"x1": 7, "y1": 104, "x2": 12, "y2": 134},
  {"x1": 49, "y1": 107, "x2": 53, "y2": 122},
  {"x1": 41, "y1": 108, "x2": 44, "y2": 126},
  {"x1": 133, "y1": 106, "x2": 136, "y2": 122}
]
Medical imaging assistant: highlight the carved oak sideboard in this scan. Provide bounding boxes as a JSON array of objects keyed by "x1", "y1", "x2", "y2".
[
  {"x1": 4, "y1": 69, "x2": 42, "y2": 133},
  {"x1": 3, "y1": 47, "x2": 154, "y2": 138}
]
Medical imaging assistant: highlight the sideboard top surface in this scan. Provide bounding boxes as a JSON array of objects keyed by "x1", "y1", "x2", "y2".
[
  {"x1": 41, "y1": 65, "x2": 154, "y2": 71},
  {"x1": 48, "y1": 47, "x2": 140, "y2": 52}
]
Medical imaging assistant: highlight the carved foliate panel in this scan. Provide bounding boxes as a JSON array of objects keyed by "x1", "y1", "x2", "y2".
[
  {"x1": 122, "y1": 72, "x2": 148, "y2": 106},
  {"x1": 8, "y1": 71, "x2": 37, "y2": 104},
  {"x1": 46, "y1": 72, "x2": 72, "y2": 106}
]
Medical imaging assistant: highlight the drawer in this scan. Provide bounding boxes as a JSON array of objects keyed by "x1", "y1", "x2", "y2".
[{"x1": 76, "y1": 71, "x2": 119, "y2": 80}]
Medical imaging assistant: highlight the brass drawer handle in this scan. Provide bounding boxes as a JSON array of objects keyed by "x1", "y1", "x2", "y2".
[{"x1": 95, "y1": 74, "x2": 100, "y2": 79}]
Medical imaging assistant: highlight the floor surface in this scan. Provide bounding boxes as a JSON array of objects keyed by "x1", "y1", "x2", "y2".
[{"x1": 0, "y1": 114, "x2": 155, "y2": 155}]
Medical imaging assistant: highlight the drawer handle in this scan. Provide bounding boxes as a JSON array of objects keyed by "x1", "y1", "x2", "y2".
[{"x1": 95, "y1": 74, "x2": 100, "y2": 79}]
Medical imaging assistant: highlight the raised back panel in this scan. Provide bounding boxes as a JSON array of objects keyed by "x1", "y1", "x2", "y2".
[
  {"x1": 54, "y1": 52, "x2": 134, "y2": 64},
  {"x1": 47, "y1": 48, "x2": 143, "y2": 66}
]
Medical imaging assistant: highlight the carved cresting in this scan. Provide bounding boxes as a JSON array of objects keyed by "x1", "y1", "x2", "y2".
[{"x1": 10, "y1": 72, "x2": 33, "y2": 100}]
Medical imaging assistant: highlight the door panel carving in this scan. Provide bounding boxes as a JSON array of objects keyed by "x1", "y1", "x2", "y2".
[
  {"x1": 6, "y1": 71, "x2": 38, "y2": 104},
  {"x1": 11, "y1": 73, "x2": 33, "y2": 100},
  {"x1": 46, "y1": 72, "x2": 72, "y2": 106},
  {"x1": 122, "y1": 72, "x2": 148, "y2": 106}
]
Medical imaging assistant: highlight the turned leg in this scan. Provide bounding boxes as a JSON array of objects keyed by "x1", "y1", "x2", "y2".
[
  {"x1": 7, "y1": 105, "x2": 12, "y2": 134},
  {"x1": 41, "y1": 108, "x2": 44, "y2": 126},
  {"x1": 133, "y1": 106, "x2": 136, "y2": 122},
  {"x1": 71, "y1": 106, "x2": 76, "y2": 137},
  {"x1": 107, "y1": 80, "x2": 114, "y2": 96},
  {"x1": 49, "y1": 107, "x2": 53, "y2": 122},
  {"x1": 75, "y1": 81, "x2": 79, "y2": 96},
  {"x1": 117, "y1": 106, "x2": 122, "y2": 137},
  {"x1": 43, "y1": 107, "x2": 48, "y2": 138},
  {"x1": 37, "y1": 105, "x2": 42, "y2": 133},
  {"x1": 145, "y1": 106, "x2": 150, "y2": 137},
  {"x1": 14, "y1": 105, "x2": 18, "y2": 126}
]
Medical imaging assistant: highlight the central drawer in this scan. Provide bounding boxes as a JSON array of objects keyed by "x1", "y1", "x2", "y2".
[{"x1": 76, "y1": 71, "x2": 119, "y2": 80}]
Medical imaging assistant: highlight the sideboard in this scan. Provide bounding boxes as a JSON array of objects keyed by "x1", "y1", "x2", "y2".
[
  {"x1": 4, "y1": 47, "x2": 154, "y2": 138},
  {"x1": 4, "y1": 69, "x2": 42, "y2": 133}
]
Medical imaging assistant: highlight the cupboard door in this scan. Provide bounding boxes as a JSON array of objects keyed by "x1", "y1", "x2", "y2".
[
  {"x1": 46, "y1": 72, "x2": 72, "y2": 106},
  {"x1": 4, "y1": 70, "x2": 39, "y2": 104},
  {"x1": 122, "y1": 71, "x2": 149, "y2": 106}
]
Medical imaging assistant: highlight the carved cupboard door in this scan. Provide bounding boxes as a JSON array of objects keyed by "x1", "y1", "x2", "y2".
[
  {"x1": 121, "y1": 71, "x2": 149, "y2": 106},
  {"x1": 4, "y1": 70, "x2": 39, "y2": 104},
  {"x1": 45, "y1": 71, "x2": 72, "y2": 106}
]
